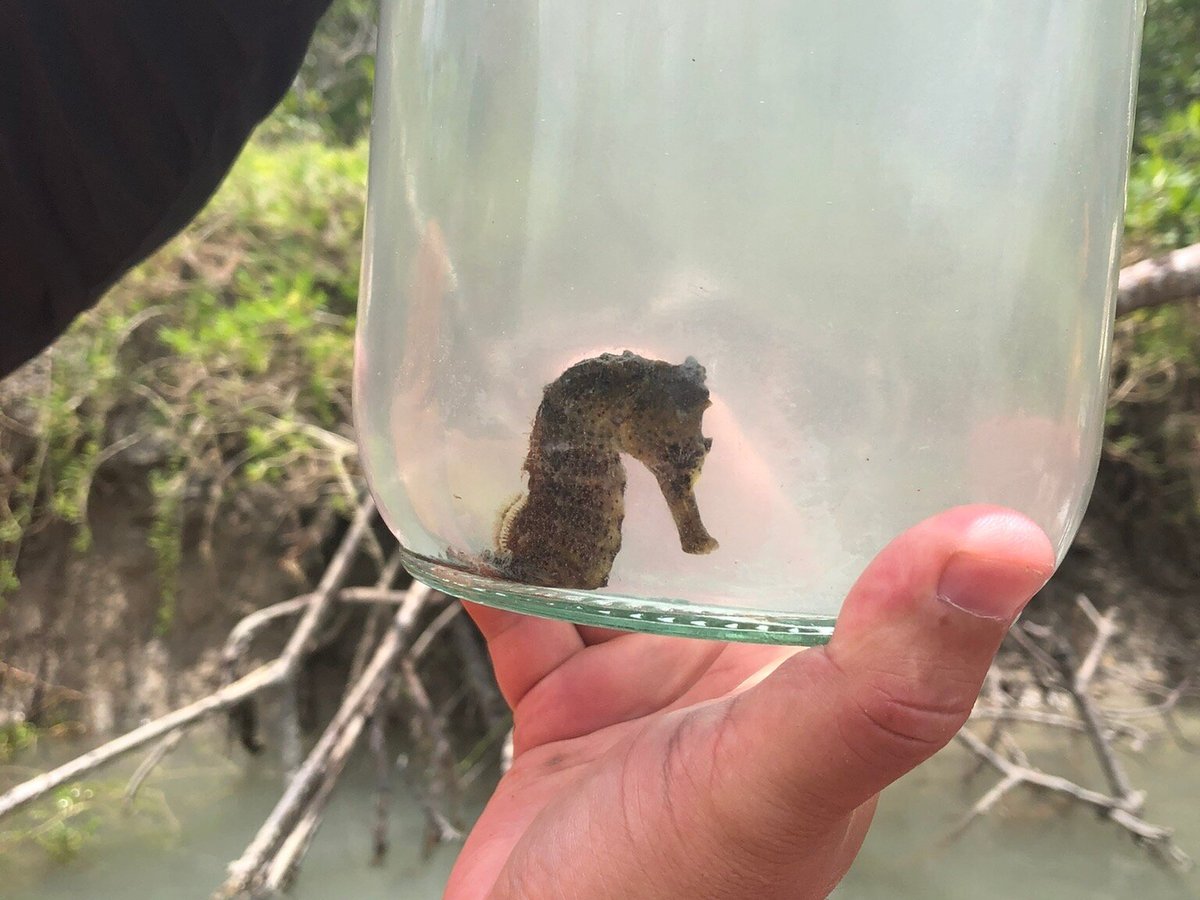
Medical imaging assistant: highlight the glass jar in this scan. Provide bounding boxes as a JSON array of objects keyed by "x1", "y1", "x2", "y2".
[{"x1": 355, "y1": 0, "x2": 1145, "y2": 644}]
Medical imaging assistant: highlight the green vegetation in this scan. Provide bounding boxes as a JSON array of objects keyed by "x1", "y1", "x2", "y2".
[
  {"x1": 1107, "y1": 0, "x2": 1200, "y2": 561},
  {"x1": 0, "y1": 778, "x2": 184, "y2": 870},
  {"x1": 0, "y1": 136, "x2": 369, "y2": 613},
  {"x1": 0, "y1": 721, "x2": 38, "y2": 764},
  {"x1": 1135, "y1": 0, "x2": 1200, "y2": 140}
]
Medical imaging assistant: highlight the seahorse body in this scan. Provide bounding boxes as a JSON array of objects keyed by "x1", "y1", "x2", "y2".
[{"x1": 489, "y1": 351, "x2": 718, "y2": 590}]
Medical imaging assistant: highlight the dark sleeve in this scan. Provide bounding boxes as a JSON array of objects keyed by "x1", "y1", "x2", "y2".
[{"x1": 0, "y1": 0, "x2": 335, "y2": 378}]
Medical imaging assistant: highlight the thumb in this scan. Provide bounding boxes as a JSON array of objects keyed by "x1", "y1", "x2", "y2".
[{"x1": 714, "y1": 505, "x2": 1054, "y2": 834}]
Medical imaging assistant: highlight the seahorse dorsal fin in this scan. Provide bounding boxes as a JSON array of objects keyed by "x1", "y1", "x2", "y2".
[{"x1": 494, "y1": 492, "x2": 528, "y2": 551}]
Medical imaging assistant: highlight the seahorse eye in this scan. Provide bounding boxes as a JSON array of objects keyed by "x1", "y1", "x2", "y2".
[{"x1": 703, "y1": 437, "x2": 713, "y2": 452}]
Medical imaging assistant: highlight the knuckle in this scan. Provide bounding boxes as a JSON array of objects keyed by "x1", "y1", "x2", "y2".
[
  {"x1": 823, "y1": 652, "x2": 975, "y2": 767},
  {"x1": 854, "y1": 682, "x2": 970, "y2": 752}
]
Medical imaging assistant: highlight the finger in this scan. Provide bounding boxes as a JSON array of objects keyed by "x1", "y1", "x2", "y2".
[
  {"x1": 462, "y1": 601, "x2": 586, "y2": 710},
  {"x1": 712, "y1": 505, "x2": 1054, "y2": 834},
  {"x1": 512, "y1": 633, "x2": 726, "y2": 751},
  {"x1": 576, "y1": 624, "x2": 628, "y2": 645}
]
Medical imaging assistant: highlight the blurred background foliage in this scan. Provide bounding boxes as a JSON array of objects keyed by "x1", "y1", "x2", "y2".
[
  {"x1": 1111, "y1": 0, "x2": 1200, "y2": 579},
  {"x1": 2, "y1": 0, "x2": 1200, "y2": 607}
]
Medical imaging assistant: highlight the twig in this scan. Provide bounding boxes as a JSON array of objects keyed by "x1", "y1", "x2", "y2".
[
  {"x1": 0, "y1": 657, "x2": 286, "y2": 819},
  {"x1": 955, "y1": 728, "x2": 1190, "y2": 869},
  {"x1": 970, "y1": 707, "x2": 1151, "y2": 747},
  {"x1": 278, "y1": 682, "x2": 303, "y2": 780},
  {"x1": 399, "y1": 657, "x2": 462, "y2": 846},
  {"x1": 0, "y1": 498, "x2": 380, "y2": 822},
  {"x1": 1074, "y1": 595, "x2": 1117, "y2": 691},
  {"x1": 409, "y1": 599, "x2": 460, "y2": 661},
  {"x1": 339, "y1": 587, "x2": 414, "y2": 604},
  {"x1": 276, "y1": 497, "x2": 378, "y2": 674},
  {"x1": 450, "y1": 615, "x2": 509, "y2": 738},
  {"x1": 1011, "y1": 611, "x2": 1141, "y2": 810},
  {"x1": 1117, "y1": 241, "x2": 1200, "y2": 316},
  {"x1": 123, "y1": 730, "x2": 186, "y2": 807},
  {"x1": 221, "y1": 596, "x2": 314, "y2": 679},
  {"x1": 262, "y1": 702, "x2": 376, "y2": 894},
  {"x1": 1160, "y1": 676, "x2": 1200, "y2": 752},
  {"x1": 369, "y1": 715, "x2": 391, "y2": 865},
  {"x1": 343, "y1": 553, "x2": 407, "y2": 700},
  {"x1": 947, "y1": 772, "x2": 1023, "y2": 841},
  {"x1": 217, "y1": 582, "x2": 435, "y2": 898},
  {"x1": 219, "y1": 587, "x2": 409, "y2": 676}
]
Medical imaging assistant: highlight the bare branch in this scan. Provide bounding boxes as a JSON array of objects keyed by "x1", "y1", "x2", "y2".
[
  {"x1": 956, "y1": 728, "x2": 1189, "y2": 869},
  {"x1": 0, "y1": 657, "x2": 286, "y2": 819},
  {"x1": 0, "y1": 498, "x2": 380, "y2": 821},
  {"x1": 217, "y1": 582, "x2": 436, "y2": 898},
  {"x1": 1117, "y1": 242, "x2": 1200, "y2": 316},
  {"x1": 123, "y1": 730, "x2": 186, "y2": 807}
]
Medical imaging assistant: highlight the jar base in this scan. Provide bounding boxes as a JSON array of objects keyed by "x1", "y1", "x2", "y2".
[{"x1": 401, "y1": 549, "x2": 835, "y2": 646}]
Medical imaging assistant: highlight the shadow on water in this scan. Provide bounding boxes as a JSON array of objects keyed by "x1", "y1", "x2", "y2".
[{"x1": 3, "y1": 716, "x2": 1199, "y2": 898}]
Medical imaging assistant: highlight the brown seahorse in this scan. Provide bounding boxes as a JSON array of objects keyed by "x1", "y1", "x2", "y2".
[{"x1": 479, "y1": 351, "x2": 719, "y2": 590}]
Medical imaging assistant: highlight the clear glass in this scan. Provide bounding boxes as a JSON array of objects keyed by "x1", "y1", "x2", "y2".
[{"x1": 355, "y1": 0, "x2": 1145, "y2": 645}]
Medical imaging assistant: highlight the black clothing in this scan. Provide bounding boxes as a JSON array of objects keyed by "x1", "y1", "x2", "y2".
[{"x1": 0, "y1": 0, "x2": 334, "y2": 377}]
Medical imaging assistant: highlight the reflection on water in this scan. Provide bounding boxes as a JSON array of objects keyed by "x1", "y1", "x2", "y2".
[{"x1": 3, "y1": 719, "x2": 1198, "y2": 898}]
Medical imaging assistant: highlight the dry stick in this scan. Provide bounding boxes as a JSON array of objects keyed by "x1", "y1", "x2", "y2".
[
  {"x1": 368, "y1": 715, "x2": 391, "y2": 865},
  {"x1": 220, "y1": 585, "x2": 408, "y2": 673},
  {"x1": 248, "y1": 501, "x2": 380, "y2": 771},
  {"x1": 965, "y1": 670, "x2": 1011, "y2": 783},
  {"x1": 263, "y1": 709, "x2": 373, "y2": 894},
  {"x1": 450, "y1": 614, "x2": 510, "y2": 737},
  {"x1": 1073, "y1": 595, "x2": 1116, "y2": 690},
  {"x1": 221, "y1": 595, "x2": 314, "y2": 679},
  {"x1": 123, "y1": 730, "x2": 186, "y2": 807},
  {"x1": 276, "y1": 497, "x2": 378, "y2": 679},
  {"x1": 946, "y1": 772, "x2": 1024, "y2": 841},
  {"x1": 339, "y1": 587, "x2": 414, "y2": 604},
  {"x1": 1017, "y1": 600, "x2": 1142, "y2": 812},
  {"x1": 0, "y1": 658, "x2": 284, "y2": 819},
  {"x1": 970, "y1": 707, "x2": 1151, "y2": 747},
  {"x1": 217, "y1": 582, "x2": 435, "y2": 899},
  {"x1": 265, "y1": 593, "x2": 456, "y2": 892},
  {"x1": 409, "y1": 599, "x2": 460, "y2": 661},
  {"x1": 400, "y1": 656, "x2": 464, "y2": 846},
  {"x1": 1065, "y1": 611, "x2": 1142, "y2": 811},
  {"x1": 270, "y1": 500, "x2": 377, "y2": 777},
  {"x1": 335, "y1": 552, "x2": 406, "y2": 868},
  {"x1": 341, "y1": 554, "x2": 405, "y2": 703},
  {"x1": 1117, "y1": 241, "x2": 1200, "y2": 316},
  {"x1": 1160, "y1": 676, "x2": 1200, "y2": 752},
  {"x1": 955, "y1": 728, "x2": 1191, "y2": 870},
  {"x1": 252, "y1": 587, "x2": 439, "y2": 896},
  {"x1": 278, "y1": 682, "x2": 303, "y2": 780},
  {"x1": 0, "y1": 500, "x2": 379, "y2": 822}
]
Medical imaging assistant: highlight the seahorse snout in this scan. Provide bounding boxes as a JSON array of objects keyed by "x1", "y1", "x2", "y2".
[{"x1": 659, "y1": 476, "x2": 719, "y2": 556}]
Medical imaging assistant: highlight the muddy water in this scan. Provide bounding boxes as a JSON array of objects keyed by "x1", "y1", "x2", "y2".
[{"x1": 3, "y1": 717, "x2": 1199, "y2": 899}]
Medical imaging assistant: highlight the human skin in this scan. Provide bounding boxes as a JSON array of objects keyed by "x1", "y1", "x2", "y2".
[{"x1": 444, "y1": 505, "x2": 1055, "y2": 899}]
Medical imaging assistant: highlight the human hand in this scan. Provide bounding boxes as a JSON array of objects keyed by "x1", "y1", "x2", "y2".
[{"x1": 445, "y1": 505, "x2": 1054, "y2": 899}]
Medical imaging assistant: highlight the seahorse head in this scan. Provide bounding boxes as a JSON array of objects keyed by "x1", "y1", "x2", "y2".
[{"x1": 615, "y1": 354, "x2": 719, "y2": 555}]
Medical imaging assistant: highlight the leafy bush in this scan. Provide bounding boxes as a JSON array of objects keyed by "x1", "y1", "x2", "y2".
[
  {"x1": 0, "y1": 139, "x2": 368, "y2": 614},
  {"x1": 1127, "y1": 101, "x2": 1200, "y2": 252},
  {"x1": 260, "y1": 0, "x2": 377, "y2": 145},
  {"x1": 1136, "y1": 0, "x2": 1200, "y2": 141},
  {"x1": 1108, "y1": 65, "x2": 1200, "y2": 564}
]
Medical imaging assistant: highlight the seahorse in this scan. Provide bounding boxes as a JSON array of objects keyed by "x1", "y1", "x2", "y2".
[{"x1": 479, "y1": 351, "x2": 719, "y2": 590}]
